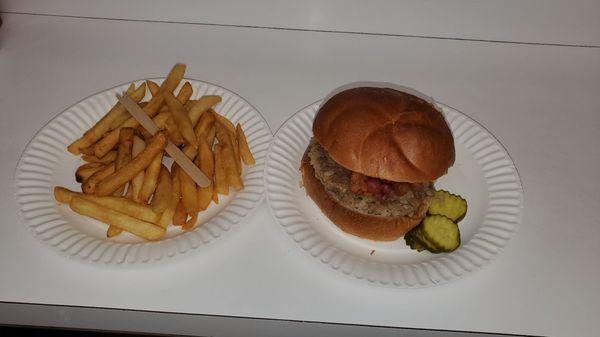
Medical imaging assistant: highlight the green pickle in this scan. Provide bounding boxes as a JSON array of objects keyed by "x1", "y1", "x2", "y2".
[
  {"x1": 405, "y1": 190, "x2": 466, "y2": 253},
  {"x1": 404, "y1": 229, "x2": 426, "y2": 252},
  {"x1": 405, "y1": 225, "x2": 442, "y2": 253},
  {"x1": 428, "y1": 190, "x2": 467, "y2": 222},
  {"x1": 421, "y1": 215, "x2": 461, "y2": 252}
]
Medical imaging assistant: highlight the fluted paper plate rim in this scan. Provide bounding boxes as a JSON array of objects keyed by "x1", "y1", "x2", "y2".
[
  {"x1": 265, "y1": 99, "x2": 523, "y2": 288},
  {"x1": 14, "y1": 78, "x2": 272, "y2": 266}
]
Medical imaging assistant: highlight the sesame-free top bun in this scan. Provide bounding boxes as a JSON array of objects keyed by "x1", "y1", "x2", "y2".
[{"x1": 313, "y1": 87, "x2": 455, "y2": 183}]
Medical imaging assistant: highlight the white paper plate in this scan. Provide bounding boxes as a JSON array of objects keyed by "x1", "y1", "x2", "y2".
[
  {"x1": 265, "y1": 100, "x2": 523, "y2": 287},
  {"x1": 14, "y1": 79, "x2": 272, "y2": 265}
]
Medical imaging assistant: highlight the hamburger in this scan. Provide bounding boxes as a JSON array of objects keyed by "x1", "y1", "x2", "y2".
[{"x1": 301, "y1": 87, "x2": 455, "y2": 241}]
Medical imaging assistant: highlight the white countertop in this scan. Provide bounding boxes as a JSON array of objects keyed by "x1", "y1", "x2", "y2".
[
  {"x1": 4, "y1": 0, "x2": 600, "y2": 46},
  {"x1": 1, "y1": 12, "x2": 599, "y2": 337}
]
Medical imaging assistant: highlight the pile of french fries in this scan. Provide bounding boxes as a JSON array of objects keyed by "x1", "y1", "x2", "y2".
[{"x1": 54, "y1": 64, "x2": 255, "y2": 241}]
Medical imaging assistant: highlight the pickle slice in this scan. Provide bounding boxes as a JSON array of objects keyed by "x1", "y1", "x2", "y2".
[
  {"x1": 413, "y1": 227, "x2": 443, "y2": 253},
  {"x1": 421, "y1": 215, "x2": 461, "y2": 252},
  {"x1": 404, "y1": 229, "x2": 426, "y2": 252},
  {"x1": 428, "y1": 190, "x2": 468, "y2": 222},
  {"x1": 405, "y1": 226, "x2": 442, "y2": 253}
]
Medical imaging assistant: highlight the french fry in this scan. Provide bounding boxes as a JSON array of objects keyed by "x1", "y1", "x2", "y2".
[
  {"x1": 197, "y1": 136, "x2": 214, "y2": 178},
  {"x1": 205, "y1": 124, "x2": 216, "y2": 147},
  {"x1": 157, "y1": 168, "x2": 181, "y2": 228},
  {"x1": 222, "y1": 143, "x2": 243, "y2": 190},
  {"x1": 124, "y1": 83, "x2": 135, "y2": 95},
  {"x1": 144, "y1": 82, "x2": 192, "y2": 144},
  {"x1": 236, "y1": 123, "x2": 256, "y2": 166},
  {"x1": 197, "y1": 184, "x2": 212, "y2": 211},
  {"x1": 138, "y1": 151, "x2": 163, "y2": 203},
  {"x1": 150, "y1": 111, "x2": 171, "y2": 130},
  {"x1": 142, "y1": 63, "x2": 186, "y2": 119},
  {"x1": 232, "y1": 134, "x2": 242, "y2": 174},
  {"x1": 164, "y1": 92, "x2": 197, "y2": 147},
  {"x1": 216, "y1": 122, "x2": 241, "y2": 175},
  {"x1": 164, "y1": 115, "x2": 186, "y2": 145},
  {"x1": 188, "y1": 96, "x2": 221, "y2": 126},
  {"x1": 95, "y1": 132, "x2": 167, "y2": 197},
  {"x1": 106, "y1": 225, "x2": 121, "y2": 238},
  {"x1": 215, "y1": 112, "x2": 236, "y2": 134},
  {"x1": 96, "y1": 64, "x2": 185, "y2": 155},
  {"x1": 116, "y1": 128, "x2": 134, "y2": 164},
  {"x1": 213, "y1": 143, "x2": 229, "y2": 195},
  {"x1": 151, "y1": 166, "x2": 172, "y2": 213},
  {"x1": 167, "y1": 82, "x2": 194, "y2": 144},
  {"x1": 172, "y1": 200, "x2": 186, "y2": 226},
  {"x1": 177, "y1": 82, "x2": 193, "y2": 103},
  {"x1": 181, "y1": 213, "x2": 198, "y2": 231},
  {"x1": 129, "y1": 136, "x2": 147, "y2": 202},
  {"x1": 109, "y1": 112, "x2": 135, "y2": 132},
  {"x1": 160, "y1": 64, "x2": 187, "y2": 95},
  {"x1": 80, "y1": 146, "x2": 96, "y2": 156},
  {"x1": 181, "y1": 176, "x2": 198, "y2": 214},
  {"x1": 108, "y1": 129, "x2": 134, "y2": 235},
  {"x1": 75, "y1": 162, "x2": 104, "y2": 183},
  {"x1": 107, "y1": 83, "x2": 148, "y2": 131},
  {"x1": 69, "y1": 197, "x2": 165, "y2": 240},
  {"x1": 182, "y1": 142, "x2": 198, "y2": 160},
  {"x1": 82, "y1": 151, "x2": 117, "y2": 164},
  {"x1": 93, "y1": 127, "x2": 121, "y2": 158},
  {"x1": 147, "y1": 80, "x2": 160, "y2": 96},
  {"x1": 156, "y1": 98, "x2": 198, "y2": 114},
  {"x1": 82, "y1": 163, "x2": 115, "y2": 194},
  {"x1": 113, "y1": 128, "x2": 134, "y2": 196},
  {"x1": 55, "y1": 187, "x2": 159, "y2": 223},
  {"x1": 67, "y1": 83, "x2": 145, "y2": 154},
  {"x1": 194, "y1": 110, "x2": 215, "y2": 141},
  {"x1": 174, "y1": 164, "x2": 198, "y2": 214},
  {"x1": 137, "y1": 111, "x2": 166, "y2": 141}
]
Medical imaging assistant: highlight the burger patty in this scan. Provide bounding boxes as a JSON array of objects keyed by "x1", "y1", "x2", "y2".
[{"x1": 306, "y1": 139, "x2": 434, "y2": 218}]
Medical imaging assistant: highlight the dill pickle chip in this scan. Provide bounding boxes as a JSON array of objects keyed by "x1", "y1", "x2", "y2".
[
  {"x1": 421, "y1": 215, "x2": 461, "y2": 252},
  {"x1": 405, "y1": 228, "x2": 426, "y2": 252},
  {"x1": 428, "y1": 190, "x2": 467, "y2": 222}
]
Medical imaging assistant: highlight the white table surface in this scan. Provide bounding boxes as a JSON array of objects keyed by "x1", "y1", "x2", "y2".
[
  {"x1": 1, "y1": 12, "x2": 599, "y2": 337},
  {"x1": 4, "y1": 0, "x2": 600, "y2": 47}
]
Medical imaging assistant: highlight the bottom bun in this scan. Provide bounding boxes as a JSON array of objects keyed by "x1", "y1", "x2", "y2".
[{"x1": 301, "y1": 150, "x2": 427, "y2": 241}]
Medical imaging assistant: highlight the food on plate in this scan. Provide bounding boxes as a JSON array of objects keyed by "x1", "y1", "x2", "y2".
[
  {"x1": 164, "y1": 91, "x2": 198, "y2": 147},
  {"x1": 82, "y1": 151, "x2": 117, "y2": 164},
  {"x1": 301, "y1": 86, "x2": 462, "y2": 242},
  {"x1": 427, "y1": 190, "x2": 467, "y2": 221},
  {"x1": 75, "y1": 162, "x2": 104, "y2": 183},
  {"x1": 403, "y1": 189, "x2": 467, "y2": 253},
  {"x1": 113, "y1": 127, "x2": 134, "y2": 196},
  {"x1": 54, "y1": 64, "x2": 255, "y2": 240},
  {"x1": 69, "y1": 196, "x2": 165, "y2": 241},
  {"x1": 150, "y1": 166, "x2": 172, "y2": 214},
  {"x1": 82, "y1": 163, "x2": 115, "y2": 194},
  {"x1": 236, "y1": 123, "x2": 255, "y2": 166},
  {"x1": 177, "y1": 165, "x2": 199, "y2": 214},
  {"x1": 405, "y1": 215, "x2": 461, "y2": 253},
  {"x1": 54, "y1": 187, "x2": 159, "y2": 223},
  {"x1": 138, "y1": 151, "x2": 163, "y2": 203},
  {"x1": 67, "y1": 83, "x2": 146, "y2": 155},
  {"x1": 213, "y1": 143, "x2": 228, "y2": 195},
  {"x1": 96, "y1": 132, "x2": 167, "y2": 197},
  {"x1": 128, "y1": 135, "x2": 148, "y2": 201}
]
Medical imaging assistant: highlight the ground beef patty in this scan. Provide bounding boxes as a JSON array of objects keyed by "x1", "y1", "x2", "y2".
[{"x1": 306, "y1": 139, "x2": 433, "y2": 218}]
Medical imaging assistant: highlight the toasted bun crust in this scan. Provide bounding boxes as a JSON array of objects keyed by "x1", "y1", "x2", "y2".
[
  {"x1": 313, "y1": 87, "x2": 454, "y2": 183},
  {"x1": 301, "y1": 151, "x2": 428, "y2": 241}
]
